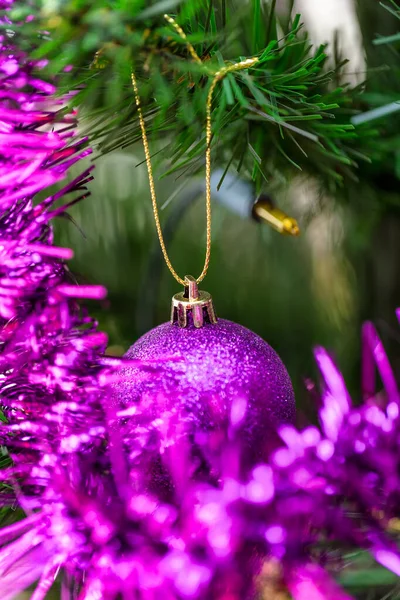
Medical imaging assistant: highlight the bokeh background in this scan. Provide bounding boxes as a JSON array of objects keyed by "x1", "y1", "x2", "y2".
[{"x1": 50, "y1": 0, "x2": 400, "y2": 424}]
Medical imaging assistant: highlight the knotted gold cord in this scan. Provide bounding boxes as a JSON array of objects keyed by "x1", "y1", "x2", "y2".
[{"x1": 131, "y1": 14, "x2": 259, "y2": 286}]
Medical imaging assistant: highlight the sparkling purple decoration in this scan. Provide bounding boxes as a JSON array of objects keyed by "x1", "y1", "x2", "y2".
[
  {"x1": 0, "y1": 3, "x2": 126, "y2": 597},
  {"x1": 116, "y1": 319, "x2": 296, "y2": 469},
  {"x1": 2, "y1": 2, "x2": 400, "y2": 599}
]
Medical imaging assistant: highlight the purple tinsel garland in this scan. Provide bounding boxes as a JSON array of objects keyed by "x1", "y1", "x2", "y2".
[{"x1": 1, "y1": 3, "x2": 400, "y2": 599}]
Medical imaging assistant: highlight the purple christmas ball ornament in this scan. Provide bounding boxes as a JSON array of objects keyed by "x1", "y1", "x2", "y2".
[{"x1": 116, "y1": 317, "x2": 295, "y2": 463}]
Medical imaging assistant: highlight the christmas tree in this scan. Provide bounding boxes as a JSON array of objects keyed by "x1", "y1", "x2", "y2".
[{"x1": 1, "y1": 1, "x2": 400, "y2": 598}]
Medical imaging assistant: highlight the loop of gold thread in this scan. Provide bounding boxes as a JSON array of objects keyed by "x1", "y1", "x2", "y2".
[
  {"x1": 163, "y1": 13, "x2": 203, "y2": 65},
  {"x1": 132, "y1": 14, "x2": 259, "y2": 286}
]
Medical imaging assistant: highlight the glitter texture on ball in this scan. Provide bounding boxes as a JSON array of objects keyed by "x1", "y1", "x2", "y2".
[{"x1": 115, "y1": 319, "x2": 296, "y2": 462}]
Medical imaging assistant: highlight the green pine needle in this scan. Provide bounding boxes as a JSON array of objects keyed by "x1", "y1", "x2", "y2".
[{"x1": 6, "y1": 0, "x2": 398, "y2": 196}]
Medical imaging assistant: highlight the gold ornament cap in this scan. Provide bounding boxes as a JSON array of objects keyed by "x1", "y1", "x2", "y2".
[{"x1": 171, "y1": 275, "x2": 217, "y2": 329}]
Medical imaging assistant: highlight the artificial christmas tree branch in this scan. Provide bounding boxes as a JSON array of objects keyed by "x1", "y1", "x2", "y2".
[{"x1": 7, "y1": 0, "x2": 375, "y2": 193}]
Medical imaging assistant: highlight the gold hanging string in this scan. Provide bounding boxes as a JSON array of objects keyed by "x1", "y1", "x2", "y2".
[
  {"x1": 132, "y1": 14, "x2": 259, "y2": 286},
  {"x1": 163, "y1": 13, "x2": 203, "y2": 66}
]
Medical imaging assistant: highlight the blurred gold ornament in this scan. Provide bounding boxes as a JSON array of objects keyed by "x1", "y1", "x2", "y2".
[
  {"x1": 256, "y1": 559, "x2": 292, "y2": 600},
  {"x1": 387, "y1": 518, "x2": 400, "y2": 533},
  {"x1": 253, "y1": 195, "x2": 300, "y2": 237}
]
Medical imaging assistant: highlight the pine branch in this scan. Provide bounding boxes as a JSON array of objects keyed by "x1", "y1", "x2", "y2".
[
  {"x1": 347, "y1": 0, "x2": 400, "y2": 198},
  {"x1": 374, "y1": 0, "x2": 400, "y2": 44},
  {"x1": 6, "y1": 1, "x2": 378, "y2": 192}
]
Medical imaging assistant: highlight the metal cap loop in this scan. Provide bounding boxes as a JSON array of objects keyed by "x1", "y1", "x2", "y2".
[{"x1": 171, "y1": 275, "x2": 217, "y2": 328}]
